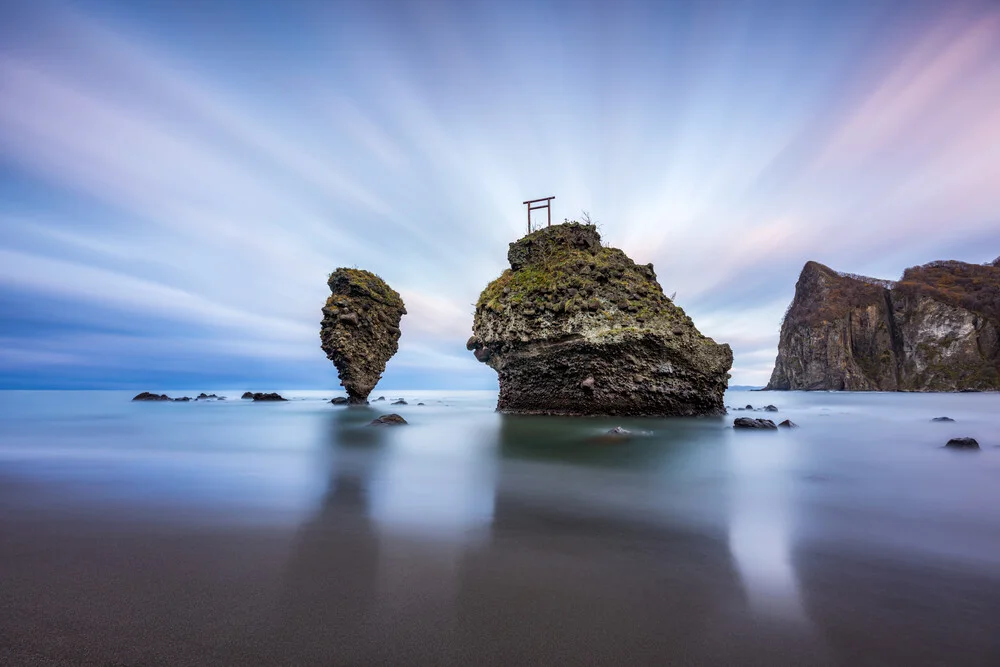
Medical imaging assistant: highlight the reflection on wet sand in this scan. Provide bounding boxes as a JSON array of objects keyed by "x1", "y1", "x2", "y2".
[
  {"x1": 273, "y1": 412, "x2": 840, "y2": 665},
  {"x1": 5, "y1": 392, "x2": 1000, "y2": 665},
  {"x1": 274, "y1": 407, "x2": 497, "y2": 664}
]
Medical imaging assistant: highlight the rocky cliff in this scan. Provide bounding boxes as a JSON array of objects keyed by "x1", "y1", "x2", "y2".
[
  {"x1": 766, "y1": 259, "x2": 1000, "y2": 391},
  {"x1": 321, "y1": 268, "x2": 406, "y2": 404},
  {"x1": 468, "y1": 222, "x2": 732, "y2": 416}
]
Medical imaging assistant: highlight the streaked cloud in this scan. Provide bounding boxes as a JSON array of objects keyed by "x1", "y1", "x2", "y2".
[{"x1": 1, "y1": 0, "x2": 997, "y2": 388}]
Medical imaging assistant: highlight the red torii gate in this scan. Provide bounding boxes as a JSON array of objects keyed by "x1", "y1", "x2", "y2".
[{"x1": 523, "y1": 196, "x2": 554, "y2": 234}]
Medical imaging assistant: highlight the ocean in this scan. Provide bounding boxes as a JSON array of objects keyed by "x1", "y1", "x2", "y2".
[{"x1": 2, "y1": 389, "x2": 999, "y2": 665}]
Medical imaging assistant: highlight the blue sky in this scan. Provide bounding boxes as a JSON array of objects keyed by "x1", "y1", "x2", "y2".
[{"x1": 1, "y1": 0, "x2": 998, "y2": 389}]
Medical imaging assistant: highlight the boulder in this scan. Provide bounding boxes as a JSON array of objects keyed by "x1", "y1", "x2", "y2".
[
  {"x1": 734, "y1": 417, "x2": 778, "y2": 430},
  {"x1": 764, "y1": 405, "x2": 778, "y2": 412},
  {"x1": 132, "y1": 392, "x2": 171, "y2": 401},
  {"x1": 945, "y1": 437, "x2": 980, "y2": 450},
  {"x1": 368, "y1": 413, "x2": 407, "y2": 426},
  {"x1": 320, "y1": 268, "x2": 406, "y2": 405},
  {"x1": 470, "y1": 223, "x2": 732, "y2": 416},
  {"x1": 251, "y1": 392, "x2": 287, "y2": 402}
]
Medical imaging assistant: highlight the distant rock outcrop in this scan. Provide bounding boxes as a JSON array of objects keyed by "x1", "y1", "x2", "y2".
[
  {"x1": 132, "y1": 392, "x2": 192, "y2": 402},
  {"x1": 250, "y1": 392, "x2": 287, "y2": 402},
  {"x1": 133, "y1": 392, "x2": 172, "y2": 401},
  {"x1": 468, "y1": 222, "x2": 732, "y2": 416},
  {"x1": 767, "y1": 260, "x2": 1000, "y2": 391},
  {"x1": 320, "y1": 268, "x2": 406, "y2": 405}
]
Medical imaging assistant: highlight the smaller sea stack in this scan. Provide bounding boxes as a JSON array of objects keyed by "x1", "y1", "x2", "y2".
[{"x1": 320, "y1": 268, "x2": 406, "y2": 404}]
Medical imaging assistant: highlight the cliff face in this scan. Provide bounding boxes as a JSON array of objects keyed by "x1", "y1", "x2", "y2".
[
  {"x1": 320, "y1": 268, "x2": 406, "y2": 404},
  {"x1": 766, "y1": 260, "x2": 1000, "y2": 391},
  {"x1": 468, "y1": 223, "x2": 732, "y2": 416}
]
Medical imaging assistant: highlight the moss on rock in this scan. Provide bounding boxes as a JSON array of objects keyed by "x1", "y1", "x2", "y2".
[{"x1": 469, "y1": 222, "x2": 732, "y2": 416}]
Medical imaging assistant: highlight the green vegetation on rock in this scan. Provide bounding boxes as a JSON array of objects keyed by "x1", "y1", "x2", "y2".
[{"x1": 469, "y1": 222, "x2": 732, "y2": 416}]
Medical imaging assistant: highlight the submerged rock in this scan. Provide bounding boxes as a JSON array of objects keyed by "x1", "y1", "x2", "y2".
[
  {"x1": 945, "y1": 437, "x2": 980, "y2": 450},
  {"x1": 320, "y1": 268, "x2": 406, "y2": 405},
  {"x1": 368, "y1": 413, "x2": 407, "y2": 426},
  {"x1": 132, "y1": 392, "x2": 172, "y2": 401},
  {"x1": 734, "y1": 417, "x2": 778, "y2": 430},
  {"x1": 764, "y1": 405, "x2": 778, "y2": 412},
  {"x1": 931, "y1": 416, "x2": 956, "y2": 422},
  {"x1": 392, "y1": 399, "x2": 407, "y2": 405},
  {"x1": 778, "y1": 419, "x2": 798, "y2": 428},
  {"x1": 766, "y1": 260, "x2": 1000, "y2": 391},
  {"x1": 330, "y1": 397, "x2": 349, "y2": 405},
  {"x1": 469, "y1": 222, "x2": 732, "y2": 416}
]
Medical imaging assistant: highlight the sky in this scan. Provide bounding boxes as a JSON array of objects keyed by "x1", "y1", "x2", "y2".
[{"x1": 1, "y1": 0, "x2": 998, "y2": 390}]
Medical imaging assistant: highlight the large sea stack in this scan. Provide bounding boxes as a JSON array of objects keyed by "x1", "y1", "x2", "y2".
[
  {"x1": 320, "y1": 268, "x2": 406, "y2": 404},
  {"x1": 468, "y1": 222, "x2": 732, "y2": 416},
  {"x1": 766, "y1": 259, "x2": 1000, "y2": 391}
]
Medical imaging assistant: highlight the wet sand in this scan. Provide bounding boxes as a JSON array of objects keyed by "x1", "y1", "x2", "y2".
[{"x1": 3, "y1": 471, "x2": 1000, "y2": 667}]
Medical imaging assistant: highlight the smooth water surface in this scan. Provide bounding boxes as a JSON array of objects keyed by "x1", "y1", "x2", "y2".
[{"x1": 2, "y1": 389, "x2": 999, "y2": 665}]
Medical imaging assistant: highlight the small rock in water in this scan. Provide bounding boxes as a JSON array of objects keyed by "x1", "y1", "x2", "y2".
[
  {"x1": 945, "y1": 437, "x2": 979, "y2": 450},
  {"x1": 375, "y1": 396, "x2": 386, "y2": 402},
  {"x1": 392, "y1": 399, "x2": 407, "y2": 405},
  {"x1": 417, "y1": 402, "x2": 425, "y2": 406},
  {"x1": 132, "y1": 392, "x2": 171, "y2": 402},
  {"x1": 744, "y1": 404, "x2": 754, "y2": 410},
  {"x1": 369, "y1": 413, "x2": 407, "y2": 426},
  {"x1": 251, "y1": 392, "x2": 287, "y2": 402},
  {"x1": 330, "y1": 397, "x2": 349, "y2": 405},
  {"x1": 931, "y1": 416, "x2": 956, "y2": 422},
  {"x1": 778, "y1": 419, "x2": 798, "y2": 428},
  {"x1": 764, "y1": 405, "x2": 778, "y2": 412},
  {"x1": 608, "y1": 426, "x2": 631, "y2": 436},
  {"x1": 734, "y1": 417, "x2": 777, "y2": 430},
  {"x1": 241, "y1": 392, "x2": 254, "y2": 399},
  {"x1": 172, "y1": 397, "x2": 192, "y2": 402}
]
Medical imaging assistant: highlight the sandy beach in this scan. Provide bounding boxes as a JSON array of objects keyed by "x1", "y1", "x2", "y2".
[{"x1": 3, "y1": 462, "x2": 1000, "y2": 666}]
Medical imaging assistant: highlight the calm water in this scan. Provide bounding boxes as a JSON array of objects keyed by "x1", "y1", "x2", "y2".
[{"x1": 2, "y1": 389, "x2": 1000, "y2": 665}]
